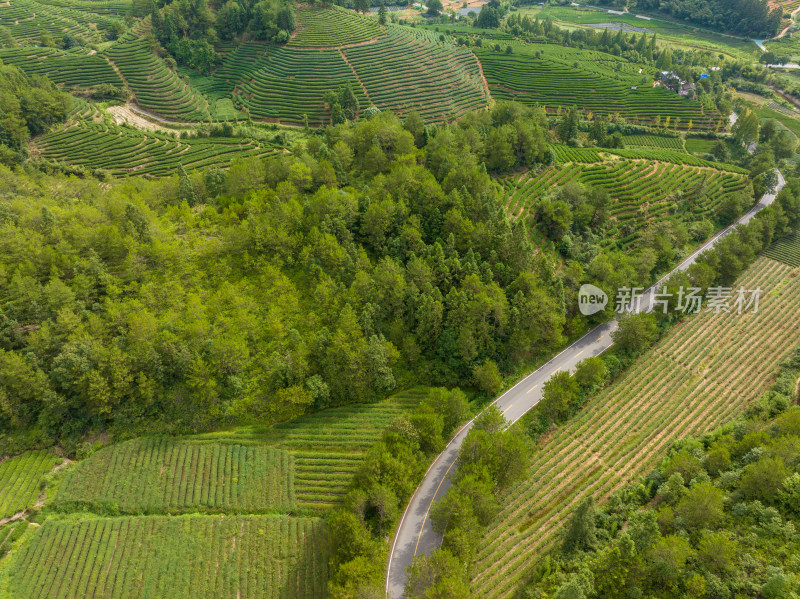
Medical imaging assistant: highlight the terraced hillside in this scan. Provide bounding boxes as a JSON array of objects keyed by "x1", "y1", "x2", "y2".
[
  {"x1": 0, "y1": 47, "x2": 123, "y2": 88},
  {"x1": 192, "y1": 387, "x2": 427, "y2": 508},
  {"x1": 471, "y1": 256, "x2": 800, "y2": 599},
  {"x1": 33, "y1": 122, "x2": 275, "y2": 176},
  {"x1": 476, "y1": 44, "x2": 719, "y2": 130},
  {"x1": 0, "y1": 389, "x2": 429, "y2": 598},
  {"x1": 289, "y1": 5, "x2": 383, "y2": 47},
  {"x1": 343, "y1": 26, "x2": 489, "y2": 122},
  {"x1": 4, "y1": 515, "x2": 327, "y2": 599},
  {"x1": 228, "y1": 45, "x2": 368, "y2": 125},
  {"x1": 0, "y1": 0, "x2": 124, "y2": 45},
  {"x1": 503, "y1": 151, "x2": 749, "y2": 247},
  {"x1": 105, "y1": 30, "x2": 211, "y2": 122}
]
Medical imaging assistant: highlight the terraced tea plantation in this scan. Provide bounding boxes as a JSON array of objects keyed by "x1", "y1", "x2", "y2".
[
  {"x1": 0, "y1": 450, "x2": 61, "y2": 519},
  {"x1": 620, "y1": 134, "x2": 685, "y2": 150},
  {"x1": 289, "y1": 5, "x2": 383, "y2": 47},
  {"x1": 34, "y1": 122, "x2": 275, "y2": 176},
  {"x1": 52, "y1": 440, "x2": 296, "y2": 514},
  {"x1": 229, "y1": 45, "x2": 368, "y2": 125},
  {"x1": 343, "y1": 26, "x2": 489, "y2": 122},
  {"x1": 476, "y1": 44, "x2": 718, "y2": 130},
  {"x1": 0, "y1": 0, "x2": 123, "y2": 45},
  {"x1": 105, "y1": 30, "x2": 211, "y2": 122},
  {"x1": 763, "y1": 230, "x2": 800, "y2": 266},
  {"x1": 0, "y1": 48, "x2": 123, "y2": 88},
  {"x1": 504, "y1": 152, "x2": 749, "y2": 246},
  {"x1": 471, "y1": 256, "x2": 800, "y2": 599},
  {"x1": 192, "y1": 387, "x2": 427, "y2": 507},
  {"x1": 4, "y1": 514, "x2": 327, "y2": 599}
]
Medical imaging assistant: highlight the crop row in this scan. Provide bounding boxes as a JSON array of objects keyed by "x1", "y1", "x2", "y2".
[
  {"x1": 191, "y1": 387, "x2": 427, "y2": 508},
  {"x1": 620, "y1": 134, "x2": 685, "y2": 150},
  {"x1": 507, "y1": 157, "x2": 748, "y2": 247},
  {"x1": 344, "y1": 26, "x2": 489, "y2": 122},
  {"x1": 471, "y1": 257, "x2": 800, "y2": 598},
  {"x1": 6, "y1": 514, "x2": 327, "y2": 599},
  {"x1": 0, "y1": 47, "x2": 122, "y2": 88},
  {"x1": 53, "y1": 438, "x2": 295, "y2": 514},
  {"x1": 476, "y1": 48, "x2": 717, "y2": 130},
  {"x1": 763, "y1": 230, "x2": 800, "y2": 267},
  {"x1": 289, "y1": 5, "x2": 383, "y2": 48},
  {"x1": 0, "y1": 450, "x2": 61, "y2": 519},
  {"x1": 105, "y1": 31, "x2": 210, "y2": 122},
  {"x1": 233, "y1": 45, "x2": 369, "y2": 125},
  {"x1": 35, "y1": 122, "x2": 274, "y2": 176},
  {"x1": 0, "y1": 0, "x2": 117, "y2": 44}
]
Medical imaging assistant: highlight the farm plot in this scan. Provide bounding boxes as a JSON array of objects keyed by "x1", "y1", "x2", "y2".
[
  {"x1": 0, "y1": 450, "x2": 61, "y2": 519},
  {"x1": 52, "y1": 439, "x2": 295, "y2": 514},
  {"x1": 191, "y1": 387, "x2": 426, "y2": 508},
  {"x1": 0, "y1": 47, "x2": 123, "y2": 88},
  {"x1": 471, "y1": 256, "x2": 800, "y2": 599},
  {"x1": 105, "y1": 31, "x2": 211, "y2": 122},
  {"x1": 344, "y1": 25, "x2": 489, "y2": 122},
  {"x1": 231, "y1": 45, "x2": 369, "y2": 126},
  {"x1": 763, "y1": 230, "x2": 800, "y2": 266},
  {"x1": 475, "y1": 45, "x2": 718, "y2": 131},
  {"x1": 3, "y1": 514, "x2": 327, "y2": 599},
  {"x1": 620, "y1": 134, "x2": 684, "y2": 150},
  {"x1": 34, "y1": 122, "x2": 275, "y2": 176},
  {"x1": 0, "y1": 0, "x2": 118, "y2": 44},
  {"x1": 504, "y1": 156, "x2": 748, "y2": 246},
  {"x1": 289, "y1": 5, "x2": 383, "y2": 47}
]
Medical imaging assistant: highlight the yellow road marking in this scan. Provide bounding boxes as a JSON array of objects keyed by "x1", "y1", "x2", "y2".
[
  {"x1": 575, "y1": 349, "x2": 585, "y2": 358},
  {"x1": 526, "y1": 385, "x2": 538, "y2": 394},
  {"x1": 502, "y1": 404, "x2": 513, "y2": 414},
  {"x1": 413, "y1": 457, "x2": 457, "y2": 556}
]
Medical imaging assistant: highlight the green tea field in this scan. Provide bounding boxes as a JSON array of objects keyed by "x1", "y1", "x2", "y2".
[{"x1": 471, "y1": 256, "x2": 800, "y2": 598}]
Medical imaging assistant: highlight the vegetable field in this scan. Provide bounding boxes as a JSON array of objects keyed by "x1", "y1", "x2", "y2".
[
  {"x1": 34, "y1": 122, "x2": 275, "y2": 176},
  {"x1": 475, "y1": 44, "x2": 719, "y2": 131},
  {"x1": 289, "y1": 5, "x2": 383, "y2": 47},
  {"x1": 763, "y1": 230, "x2": 800, "y2": 267},
  {"x1": 343, "y1": 26, "x2": 489, "y2": 122},
  {"x1": 53, "y1": 439, "x2": 295, "y2": 514},
  {"x1": 0, "y1": 450, "x2": 61, "y2": 519},
  {"x1": 471, "y1": 257, "x2": 800, "y2": 599},
  {"x1": 504, "y1": 155, "x2": 748, "y2": 246},
  {"x1": 4, "y1": 515, "x2": 327, "y2": 599}
]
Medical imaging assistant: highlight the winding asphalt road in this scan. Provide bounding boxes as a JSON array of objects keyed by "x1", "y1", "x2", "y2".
[{"x1": 385, "y1": 170, "x2": 786, "y2": 598}]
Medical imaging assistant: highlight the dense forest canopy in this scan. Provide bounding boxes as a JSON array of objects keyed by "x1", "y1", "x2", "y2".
[
  {"x1": 0, "y1": 104, "x2": 568, "y2": 452},
  {"x1": 0, "y1": 64, "x2": 69, "y2": 164},
  {"x1": 594, "y1": 0, "x2": 782, "y2": 37}
]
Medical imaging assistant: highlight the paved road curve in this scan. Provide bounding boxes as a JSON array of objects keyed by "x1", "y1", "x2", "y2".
[{"x1": 385, "y1": 171, "x2": 785, "y2": 598}]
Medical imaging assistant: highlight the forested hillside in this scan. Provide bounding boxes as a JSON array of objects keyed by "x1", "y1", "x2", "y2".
[
  {"x1": 0, "y1": 104, "x2": 564, "y2": 453},
  {"x1": 595, "y1": 0, "x2": 782, "y2": 36}
]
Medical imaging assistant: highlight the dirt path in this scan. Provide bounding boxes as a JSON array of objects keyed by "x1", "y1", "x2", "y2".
[
  {"x1": 0, "y1": 458, "x2": 72, "y2": 526},
  {"x1": 338, "y1": 49, "x2": 374, "y2": 107},
  {"x1": 108, "y1": 105, "x2": 176, "y2": 132},
  {"x1": 776, "y1": 6, "x2": 800, "y2": 38}
]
